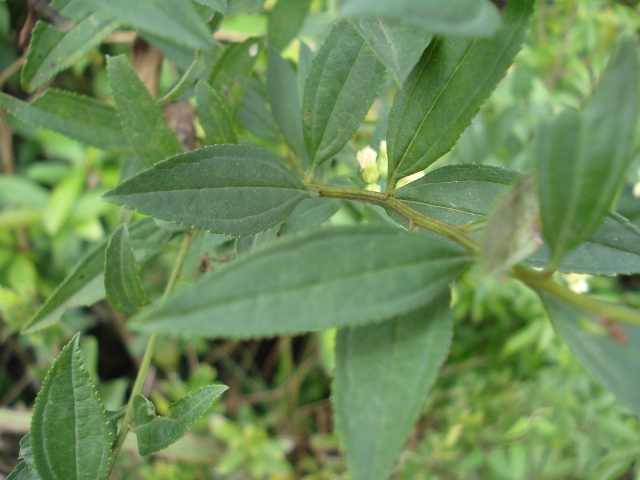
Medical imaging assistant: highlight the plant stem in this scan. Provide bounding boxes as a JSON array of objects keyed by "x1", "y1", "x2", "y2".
[{"x1": 107, "y1": 231, "x2": 192, "y2": 477}]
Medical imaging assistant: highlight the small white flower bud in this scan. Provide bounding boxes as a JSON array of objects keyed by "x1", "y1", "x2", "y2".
[{"x1": 357, "y1": 146, "x2": 379, "y2": 184}]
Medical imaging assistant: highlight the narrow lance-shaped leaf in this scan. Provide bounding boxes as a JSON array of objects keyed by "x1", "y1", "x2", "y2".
[
  {"x1": 339, "y1": 0, "x2": 501, "y2": 38},
  {"x1": 352, "y1": 17, "x2": 433, "y2": 86},
  {"x1": 105, "y1": 224, "x2": 150, "y2": 315},
  {"x1": 297, "y1": 40, "x2": 314, "y2": 103},
  {"x1": 303, "y1": 21, "x2": 386, "y2": 169},
  {"x1": 541, "y1": 293, "x2": 640, "y2": 417},
  {"x1": 103, "y1": 144, "x2": 312, "y2": 236},
  {"x1": 537, "y1": 36, "x2": 640, "y2": 267},
  {"x1": 195, "y1": 80, "x2": 238, "y2": 144},
  {"x1": 107, "y1": 55, "x2": 182, "y2": 167},
  {"x1": 267, "y1": 0, "x2": 312, "y2": 52},
  {"x1": 238, "y1": 76, "x2": 281, "y2": 142},
  {"x1": 129, "y1": 226, "x2": 471, "y2": 339},
  {"x1": 0, "y1": 90, "x2": 127, "y2": 152},
  {"x1": 386, "y1": 0, "x2": 534, "y2": 188},
  {"x1": 31, "y1": 333, "x2": 112, "y2": 480},
  {"x1": 394, "y1": 164, "x2": 640, "y2": 275},
  {"x1": 132, "y1": 385, "x2": 228, "y2": 455},
  {"x1": 334, "y1": 290, "x2": 453, "y2": 480},
  {"x1": 267, "y1": 48, "x2": 304, "y2": 157},
  {"x1": 80, "y1": 0, "x2": 214, "y2": 51}
]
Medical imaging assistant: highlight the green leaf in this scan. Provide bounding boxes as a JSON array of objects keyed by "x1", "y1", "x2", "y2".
[
  {"x1": 334, "y1": 290, "x2": 452, "y2": 480},
  {"x1": 303, "y1": 21, "x2": 386, "y2": 168},
  {"x1": 23, "y1": 219, "x2": 167, "y2": 333},
  {"x1": 482, "y1": 175, "x2": 540, "y2": 274},
  {"x1": 267, "y1": 48, "x2": 304, "y2": 157},
  {"x1": 159, "y1": 53, "x2": 208, "y2": 105},
  {"x1": 267, "y1": 0, "x2": 312, "y2": 52},
  {"x1": 80, "y1": 0, "x2": 214, "y2": 51},
  {"x1": 132, "y1": 385, "x2": 228, "y2": 455},
  {"x1": 394, "y1": 164, "x2": 640, "y2": 275},
  {"x1": 105, "y1": 224, "x2": 150, "y2": 315},
  {"x1": 19, "y1": 433, "x2": 35, "y2": 470},
  {"x1": 21, "y1": 13, "x2": 118, "y2": 92},
  {"x1": 208, "y1": 37, "x2": 263, "y2": 118},
  {"x1": 279, "y1": 198, "x2": 339, "y2": 234},
  {"x1": 7, "y1": 462, "x2": 41, "y2": 480},
  {"x1": 194, "y1": 0, "x2": 227, "y2": 14},
  {"x1": 297, "y1": 40, "x2": 313, "y2": 103},
  {"x1": 238, "y1": 76, "x2": 281, "y2": 142},
  {"x1": 106, "y1": 55, "x2": 182, "y2": 167},
  {"x1": 103, "y1": 144, "x2": 311, "y2": 236},
  {"x1": 0, "y1": 90, "x2": 127, "y2": 152},
  {"x1": 195, "y1": 81, "x2": 238, "y2": 145},
  {"x1": 129, "y1": 226, "x2": 470, "y2": 338},
  {"x1": 339, "y1": 0, "x2": 500, "y2": 38},
  {"x1": 352, "y1": 17, "x2": 433, "y2": 86},
  {"x1": 537, "y1": 37, "x2": 640, "y2": 267},
  {"x1": 541, "y1": 294, "x2": 640, "y2": 417},
  {"x1": 31, "y1": 334, "x2": 112, "y2": 480},
  {"x1": 386, "y1": 0, "x2": 533, "y2": 187}
]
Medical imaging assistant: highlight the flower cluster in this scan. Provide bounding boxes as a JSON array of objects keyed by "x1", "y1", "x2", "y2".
[{"x1": 356, "y1": 141, "x2": 388, "y2": 192}]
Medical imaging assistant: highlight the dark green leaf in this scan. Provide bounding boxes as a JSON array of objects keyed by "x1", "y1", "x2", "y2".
[
  {"x1": 195, "y1": 81, "x2": 238, "y2": 144},
  {"x1": 236, "y1": 226, "x2": 280, "y2": 256},
  {"x1": 132, "y1": 385, "x2": 227, "y2": 455},
  {"x1": 209, "y1": 37, "x2": 263, "y2": 118},
  {"x1": 386, "y1": 0, "x2": 534, "y2": 187},
  {"x1": 7, "y1": 462, "x2": 41, "y2": 480},
  {"x1": 102, "y1": 145, "x2": 312, "y2": 236},
  {"x1": 339, "y1": 0, "x2": 501, "y2": 37},
  {"x1": 334, "y1": 290, "x2": 452, "y2": 480},
  {"x1": 129, "y1": 226, "x2": 471, "y2": 338},
  {"x1": 0, "y1": 90, "x2": 127, "y2": 152},
  {"x1": 267, "y1": 47, "x2": 304, "y2": 156},
  {"x1": 352, "y1": 17, "x2": 433, "y2": 86},
  {"x1": 107, "y1": 55, "x2": 182, "y2": 167},
  {"x1": 279, "y1": 198, "x2": 339, "y2": 234},
  {"x1": 303, "y1": 21, "x2": 386, "y2": 168},
  {"x1": 31, "y1": 334, "x2": 112, "y2": 480},
  {"x1": 22, "y1": 14, "x2": 118, "y2": 92},
  {"x1": 80, "y1": 0, "x2": 214, "y2": 50},
  {"x1": 297, "y1": 40, "x2": 313, "y2": 103},
  {"x1": 541, "y1": 294, "x2": 640, "y2": 417},
  {"x1": 267, "y1": 0, "x2": 312, "y2": 52},
  {"x1": 105, "y1": 224, "x2": 150, "y2": 315},
  {"x1": 482, "y1": 175, "x2": 540, "y2": 274},
  {"x1": 194, "y1": 0, "x2": 227, "y2": 14},
  {"x1": 238, "y1": 76, "x2": 281, "y2": 142},
  {"x1": 537, "y1": 37, "x2": 640, "y2": 267}
]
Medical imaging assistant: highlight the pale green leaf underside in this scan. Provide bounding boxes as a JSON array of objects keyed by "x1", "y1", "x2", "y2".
[
  {"x1": 541, "y1": 294, "x2": 640, "y2": 417},
  {"x1": 394, "y1": 164, "x2": 640, "y2": 275},
  {"x1": 537, "y1": 37, "x2": 640, "y2": 266},
  {"x1": 339, "y1": 0, "x2": 500, "y2": 38},
  {"x1": 195, "y1": 81, "x2": 238, "y2": 145},
  {"x1": 352, "y1": 17, "x2": 433, "y2": 86},
  {"x1": 80, "y1": 0, "x2": 214, "y2": 51},
  {"x1": 106, "y1": 55, "x2": 182, "y2": 168},
  {"x1": 303, "y1": 21, "x2": 386, "y2": 167},
  {"x1": 7, "y1": 462, "x2": 41, "y2": 480},
  {"x1": 334, "y1": 290, "x2": 452, "y2": 480},
  {"x1": 105, "y1": 224, "x2": 149, "y2": 315},
  {"x1": 0, "y1": 90, "x2": 127, "y2": 152},
  {"x1": 21, "y1": 14, "x2": 118, "y2": 92},
  {"x1": 386, "y1": 0, "x2": 534, "y2": 184},
  {"x1": 129, "y1": 226, "x2": 471, "y2": 339},
  {"x1": 133, "y1": 385, "x2": 228, "y2": 455},
  {"x1": 103, "y1": 144, "x2": 311, "y2": 236},
  {"x1": 30, "y1": 334, "x2": 112, "y2": 480}
]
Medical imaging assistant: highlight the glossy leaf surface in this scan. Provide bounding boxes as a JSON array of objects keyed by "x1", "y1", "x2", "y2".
[
  {"x1": 103, "y1": 145, "x2": 311, "y2": 235},
  {"x1": 537, "y1": 37, "x2": 640, "y2": 266},
  {"x1": 195, "y1": 81, "x2": 238, "y2": 144},
  {"x1": 353, "y1": 17, "x2": 433, "y2": 86},
  {"x1": 0, "y1": 90, "x2": 127, "y2": 152},
  {"x1": 303, "y1": 21, "x2": 386, "y2": 167},
  {"x1": 334, "y1": 290, "x2": 452, "y2": 480},
  {"x1": 339, "y1": 0, "x2": 500, "y2": 37},
  {"x1": 132, "y1": 385, "x2": 227, "y2": 455},
  {"x1": 129, "y1": 226, "x2": 470, "y2": 338},
  {"x1": 386, "y1": 0, "x2": 533, "y2": 186},
  {"x1": 31, "y1": 334, "x2": 112, "y2": 480},
  {"x1": 107, "y1": 55, "x2": 182, "y2": 167},
  {"x1": 105, "y1": 224, "x2": 149, "y2": 315},
  {"x1": 541, "y1": 294, "x2": 640, "y2": 417}
]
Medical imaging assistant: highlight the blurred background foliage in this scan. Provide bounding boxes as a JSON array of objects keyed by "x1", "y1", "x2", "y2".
[{"x1": 1, "y1": 0, "x2": 640, "y2": 478}]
